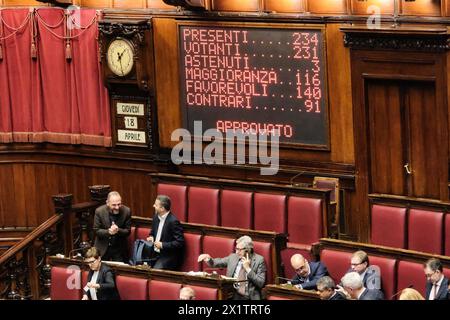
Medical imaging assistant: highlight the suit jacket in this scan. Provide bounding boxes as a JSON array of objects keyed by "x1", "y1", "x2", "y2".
[
  {"x1": 359, "y1": 288, "x2": 384, "y2": 300},
  {"x1": 93, "y1": 205, "x2": 131, "y2": 260},
  {"x1": 290, "y1": 261, "x2": 329, "y2": 290},
  {"x1": 209, "y1": 252, "x2": 266, "y2": 300},
  {"x1": 329, "y1": 291, "x2": 346, "y2": 300},
  {"x1": 425, "y1": 277, "x2": 449, "y2": 300},
  {"x1": 148, "y1": 212, "x2": 185, "y2": 270},
  {"x1": 84, "y1": 263, "x2": 120, "y2": 300},
  {"x1": 344, "y1": 265, "x2": 381, "y2": 290}
]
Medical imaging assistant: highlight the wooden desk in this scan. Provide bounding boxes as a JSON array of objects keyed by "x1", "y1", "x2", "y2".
[
  {"x1": 49, "y1": 256, "x2": 236, "y2": 300},
  {"x1": 264, "y1": 284, "x2": 320, "y2": 300}
]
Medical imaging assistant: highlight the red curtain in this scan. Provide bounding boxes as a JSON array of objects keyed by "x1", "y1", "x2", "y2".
[{"x1": 0, "y1": 8, "x2": 111, "y2": 147}]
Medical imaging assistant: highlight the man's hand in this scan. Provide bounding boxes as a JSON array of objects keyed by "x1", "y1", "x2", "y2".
[
  {"x1": 242, "y1": 253, "x2": 251, "y2": 272},
  {"x1": 146, "y1": 236, "x2": 154, "y2": 243},
  {"x1": 154, "y1": 241, "x2": 163, "y2": 250},
  {"x1": 82, "y1": 294, "x2": 88, "y2": 300},
  {"x1": 336, "y1": 285, "x2": 351, "y2": 299},
  {"x1": 109, "y1": 222, "x2": 119, "y2": 235},
  {"x1": 198, "y1": 254, "x2": 212, "y2": 262},
  {"x1": 86, "y1": 282, "x2": 100, "y2": 289}
]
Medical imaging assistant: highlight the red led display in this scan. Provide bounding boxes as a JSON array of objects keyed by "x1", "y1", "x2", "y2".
[{"x1": 179, "y1": 25, "x2": 329, "y2": 148}]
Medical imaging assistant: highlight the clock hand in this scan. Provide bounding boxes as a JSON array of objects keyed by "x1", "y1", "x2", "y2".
[{"x1": 119, "y1": 59, "x2": 124, "y2": 76}]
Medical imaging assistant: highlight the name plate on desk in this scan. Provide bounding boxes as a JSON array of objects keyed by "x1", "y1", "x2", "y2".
[{"x1": 118, "y1": 130, "x2": 147, "y2": 144}]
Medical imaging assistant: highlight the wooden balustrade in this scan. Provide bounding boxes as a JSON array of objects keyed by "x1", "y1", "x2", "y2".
[{"x1": 0, "y1": 185, "x2": 109, "y2": 300}]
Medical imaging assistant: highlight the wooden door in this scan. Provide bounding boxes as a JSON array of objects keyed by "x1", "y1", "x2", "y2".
[{"x1": 367, "y1": 80, "x2": 440, "y2": 199}]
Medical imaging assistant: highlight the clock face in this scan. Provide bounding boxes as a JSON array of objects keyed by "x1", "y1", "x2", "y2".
[{"x1": 106, "y1": 38, "x2": 135, "y2": 77}]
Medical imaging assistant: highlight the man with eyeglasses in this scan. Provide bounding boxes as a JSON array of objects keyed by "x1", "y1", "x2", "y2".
[
  {"x1": 82, "y1": 247, "x2": 120, "y2": 300},
  {"x1": 424, "y1": 258, "x2": 449, "y2": 300},
  {"x1": 289, "y1": 253, "x2": 329, "y2": 290},
  {"x1": 197, "y1": 235, "x2": 266, "y2": 300},
  {"x1": 342, "y1": 250, "x2": 381, "y2": 291}
]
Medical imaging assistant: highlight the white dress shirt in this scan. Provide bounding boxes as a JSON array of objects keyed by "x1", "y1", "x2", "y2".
[{"x1": 154, "y1": 212, "x2": 169, "y2": 253}]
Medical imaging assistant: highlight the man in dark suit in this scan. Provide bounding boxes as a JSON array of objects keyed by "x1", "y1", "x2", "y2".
[
  {"x1": 289, "y1": 253, "x2": 329, "y2": 290},
  {"x1": 198, "y1": 235, "x2": 266, "y2": 300},
  {"x1": 341, "y1": 271, "x2": 384, "y2": 300},
  {"x1": 93, "y1": 191, "x2": 131, "y2": 262},
  {"x1": 82, "y1": 247, "x2": 120, "y2": 300},
  {"x1": 424, "y1": 258, "x2": 449, "y2": 300},
  {"x1": 343, "y1": 250, "x2": 381, "y2": 291},
  {"x1": 144, "y1": 195, "x2": 185, "y2": 270},
  {"x1": 316, "y1": 276, "x2": 346, "y2": 300}
]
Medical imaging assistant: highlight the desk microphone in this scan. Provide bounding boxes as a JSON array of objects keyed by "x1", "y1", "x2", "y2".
[
  {"x1": 390, "y1": 284, "x2": 413, "y2": 300},
  {"x1": 68, "y1": 245, "x2": 91, "y2": 259}
]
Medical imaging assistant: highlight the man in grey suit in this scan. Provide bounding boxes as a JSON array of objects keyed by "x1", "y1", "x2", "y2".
[
  {"x1": 198, "y1": 235, "x2": 266, "y2": 300},
  {"x1": 340, "y1": 272, "x2": 384, "y2": 300},
  {"x1": 93, "y1": 191, "x2": 131, "y2": 262}
]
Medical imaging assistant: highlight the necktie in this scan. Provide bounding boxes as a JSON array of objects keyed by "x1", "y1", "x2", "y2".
[
  {"x1": 432, "y1": 284, "x2": 438, "y2": 300},
  {"x1": 237, "y1": 266, "x2": 247, "y2": 296}
]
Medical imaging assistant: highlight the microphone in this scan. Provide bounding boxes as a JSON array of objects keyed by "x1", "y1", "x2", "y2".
[
  {"x1": 290, "y1": 172, "x2": 306, "y2": 187},
  {"x1": 390, "y1": 284, "x2": 413, "y2": 300},
  {"x1": 68, "y1": 245, "x2": 91, "y2": 259}
]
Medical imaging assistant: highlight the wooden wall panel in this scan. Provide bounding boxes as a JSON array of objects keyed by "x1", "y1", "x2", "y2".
[
  {"x1": 211, "y1": 0, "x2": 260, "y2": 12},
  {"x1": 2, "y1": 0, "x2": 46, "y2": 5},
  {"x1": 80, "y1": 0, "x2": 113, "y2": 8},
  {"x1": 113, "y1": 0, "x2": 146, "y2": 9},
  {"x1": 350, "y1": 0, "x2": 394, "y2": 15},
  {"x1": 153, "y1": 18, "x2": 181, "y2": 148},
  {"x1": 147, "y1": 0, "x2": 174, "y2": 9},
  {"x1": 0, "y1": 161, "x2": 154, "y2": 228},
  {"x1": 306, "y1": 0, "x2": 348, "y2": 14},
  {"x1": 264, "y1": 0, "x2": 305, "y2": 13},
  {"x1": 400, "y1": 0, "x2": 442, "y2": 16}
]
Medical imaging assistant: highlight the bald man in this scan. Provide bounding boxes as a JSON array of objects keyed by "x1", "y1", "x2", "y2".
[{"x1": 289, "y1": 254, "x2": 329, "y2": 290}]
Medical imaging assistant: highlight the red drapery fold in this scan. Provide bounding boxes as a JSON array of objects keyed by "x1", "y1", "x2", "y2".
[{"x1": 0, "y1": 8, "x2": 111, "y2": 147}]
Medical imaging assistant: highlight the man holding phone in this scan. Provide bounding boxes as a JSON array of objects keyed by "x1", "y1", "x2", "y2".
[{"x1": 198, "y1": 235, "x2": 266, "y2": 300}]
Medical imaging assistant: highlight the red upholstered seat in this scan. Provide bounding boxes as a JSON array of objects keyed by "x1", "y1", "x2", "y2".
[
  {"x1": 51, "y1": 266, "x2": 82, "y2": 300},
  {"x1": 135, "y1": 227, "x2": 151, "y2": 240},
  {"x1": 369, "y1": 255, "x2": 397, "y2": 300},
  {"x1": 280, "y1": 245, "x2": 313, "y2": 279},
  {"x1": 148, "y1": 280, "x2": 182, "y2": 300},
  {"x1": 180, "y1": 232, "x2": 202, "y2": 272},
  {"x1": 127, "y1": 226, "x2": 136, "y2": 259},
  {"x1": 220, "y1": 190, "x2": 253, "y2": 229},
  {"x1": 188, "y1": 285, "x2": 218, "y2": 300},
  {"x1": 254, "y1": 193, "x2": 286, "y2": 233},
  {"x1": 202, "y1": 235, "x2": 235, "y2": 275},
  {"x1": 253, "y1": 241, "x2": 272, "y2": 284},
  {"x1": 287, "y1": 196, "x2": 323, "y2": 244},
  {"x1": 188, "y1": 187, "x2": 219, "y2": 225},
  {"x1": 408, "y1": 209, "x2": 444, "y2": 254},
  {"x1": 396, "y1": 260, "x2": 426, "y2": 298},
  {"x1": 371, "y1": 204, "x2": 407, "y2": 248},
  {"x1": 116, "y1": 275, "x2": 148, "y2": 300},
  {"x1": 157, "y1": 183, "x2": 188, "y2": 222},
  {"x1": 444, "y1": 214, "x2": 450, "y2": 256},
  {"x1": 319, "y1": 249, "x2": 352, "y2": 283}
]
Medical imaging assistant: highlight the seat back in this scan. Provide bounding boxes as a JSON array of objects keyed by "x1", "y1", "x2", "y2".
[
  {"x1": 313, "y1": 177, "x2": 338, "y2": 203},
  {"x1": 148, "y1": 280, "x2": 182, "y2": 300},
  {"x1": 116, "y1": 275, "x2": 148, "y2": 300},
  {"x1": 127, "y1": 226, "x2": 137, "y2": 259},
  {"x1": 396, "y1": 260, "x2": 426, "y2": 298},
  {"x1": 135, "y1": 227, "x2": 151, "y2": 240},
  {"x1": 287, "y1": 196, "x2": 323, "y2": 244},
  {"x1": 50, "y1": 266, "x2": 82, "y2": 300},
  {"x1": 408, "y1": 209, "x2": 444, "y2": 254},
  {"x1": 202, "y1": 235, "x2": 235, "y2": 275},
  {"x1": 319, "y1": 249, "x2": 352, "y2": 283},
  {"x1": 188, "y1": 285, "x2": 218, "y2": 300},
  {"x1": 369, "y1": 255, "x2": 397, "y2": 300},
  {"x1": 157, "y1": 183, "x2": 188, "y2": 222},
  {"x1": 180, "y1": 232, "x2": 202, "y2": 272},
  {"x1": 253, "y1": 241, "x2": 272, "y2": 284},
  {"x1": 254, "y1": 193, "x2": 286, "y2": 233},
  {"x1": 188, "y1": 187, "x2": 220, "y2": 225},
  {"x1": 371, "y1": 204, "x2": 407, "y2": 248},
  {"x1": 220, "y1": 189, "x2": 253, "y2": 229},
  {"x1": 446, "y1": 214, "x2": 450, "y2": 256}
]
